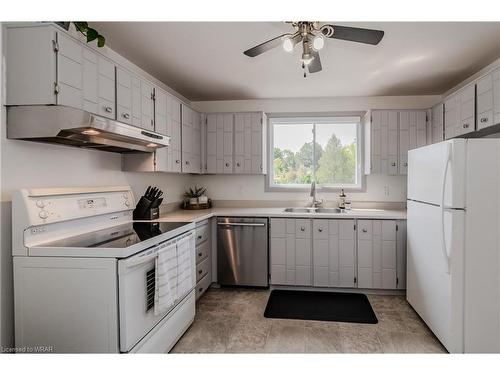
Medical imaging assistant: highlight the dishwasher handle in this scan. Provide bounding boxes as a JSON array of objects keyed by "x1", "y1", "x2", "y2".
[{"x1": 217, "y1": 222, "x2": 266, "y2": 227}]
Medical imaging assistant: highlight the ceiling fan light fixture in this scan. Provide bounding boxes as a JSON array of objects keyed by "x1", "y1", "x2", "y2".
[
  {"x1": 301, "y1": 53, "x2": 314, "y2": 65},
  {"x1": 312, "y1": 35, "x2": 325, "y2": 51},
  {"x1": 282, "y1": 36, "x2": 295, "y2": 52}
]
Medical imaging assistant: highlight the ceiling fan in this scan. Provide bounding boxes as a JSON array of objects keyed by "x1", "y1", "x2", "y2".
[{"x1": 243, "y1": 22, "x2": 384, "y2": 77}]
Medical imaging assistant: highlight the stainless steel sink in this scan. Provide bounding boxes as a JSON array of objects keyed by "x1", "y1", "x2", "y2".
[
  {"x1": 283, "y1": 207, "x2": 345, "y2": 214},
  {"x1": 283, "y1": 208, "x2": 317, "y2": 213},
  {"x1": 316, "y1": 208, "x2": 344, "y2": 213}
]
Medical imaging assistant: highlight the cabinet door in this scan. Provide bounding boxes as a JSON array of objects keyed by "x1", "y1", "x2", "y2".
[
  {"x1": 371, "y1": 110, "x2": 398, "y2": 175},
  {"x1": 494, "y1": 68, "x2": 500, "y2": 125},
  {"x1": 82, "y1": 48, "x2": 98, "y2": 114},
  {"x1": 399, "y1": 111, "x2": 427, "y2": 175},
  {"x1": 206, "y1": 114, "x2": 217, "y2": 174},
  {"x1": 97, "y1": 56, "x2": 115, "y2": 120},
  {"x1": 153, "y1": 88, "x2": 168, "y2": 172},
  {"x1": 338, "y1": 220, "x2": 356, "y2": 287},
  {"x1": 477, "y1": 74, "x2": 494, "y2": 130},
  {"x1": 116, "y1": 67, "x2": 133, "y2": 124},
  {"x1": 131, "y1": 76, "x2": 142, "y2": 127},
  {"x1": 457, "y1": 84, "x2": 475, "y2": 136},
  {"x1": 251, "y1": 112, "x2": 264, "y2": 174},
  {"x1": 444, "y1": 94, "x2": 459, "y2": 139},
  {"x1": 191, "y1": 111, "x2": 202, "y2": 174},
  {"x1": 396, "y1": 220, "x2": 407, "y2": 290},
  {"x1": 181, "y1": 105, "x2": 193, "y2": 173},
  {"x1": 57, "y1": 33, "x2": 83, "y2": 109},
  {"x1": 140, "y1": 80, "x2": 154, "y2": 131},
  {"x1": 431, "y1": 103, "x2": 444, "y2": 144},
  {"x1": 270, "y1": 219, "x2": 287, "y2": 285},
  {"x1": 222, "y1": 114, "x2": 233, "y2": 174}
]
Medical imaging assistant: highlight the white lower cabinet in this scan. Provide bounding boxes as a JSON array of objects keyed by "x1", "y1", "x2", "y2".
[{"x1": 270, "y1": 217, "x2": 406, "y2": 290}]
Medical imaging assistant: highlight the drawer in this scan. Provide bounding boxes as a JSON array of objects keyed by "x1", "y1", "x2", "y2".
[
  {"x1": 195, "y1": 240, "x2": 210, "y2": 264},
  {"x1": 357, "y1": 220, "x2": 372, "y2": 240},
  {"x1": 195, "y1": 273, "x2": 211, "y2": 300},
  {"x1": 195, "y1": 224, "x2": 209, "y2": 246},
  {"x1": 196, "y1": 257, "x2": 210, "y2": 282}
]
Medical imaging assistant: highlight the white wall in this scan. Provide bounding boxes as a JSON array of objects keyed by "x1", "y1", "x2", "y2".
[
  {"x1": 0, "y1": 23, "x2": 191, "y2": 348},
  {"x1": 191, "y1": 95, "x2": 440, "y2": 204}
]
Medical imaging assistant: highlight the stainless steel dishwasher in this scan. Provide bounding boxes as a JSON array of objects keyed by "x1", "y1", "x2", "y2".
[{"x1": 217, "y1": 217, "x2": 269, "y2": 287}]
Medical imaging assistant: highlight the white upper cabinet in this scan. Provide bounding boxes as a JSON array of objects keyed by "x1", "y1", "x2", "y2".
[
  {"x1": 169, "y1": 96, "x2": 182, "y2": 173},
  {"x1": 477, "y1": 73, "x2": 494, "y2": 130},
  {"x1": 191, "y1": 111, "x2": 202, "y2": 174},
  {"x1": 153, "y1": 88, "x2": 168, "y2": 172},
  {"x1": 445, "y1": 84, "x2": 475, "y2": 139},
  {"x1": 431, "y1": 103, "x2": 444, "y2": 144},
  {"x1": 205, "y1": 112, "x2": 266, "y2": 175},
  {"x1": 494, "y1": 68, "x2": 500, "y2": 126},
  {"x1": 367, "y1": 109, "x2": 428, "y2": 176}
]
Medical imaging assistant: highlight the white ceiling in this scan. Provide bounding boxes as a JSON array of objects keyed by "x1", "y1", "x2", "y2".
[{"x1": 91, "y1": 22, "x2": 500, "y2": 101}]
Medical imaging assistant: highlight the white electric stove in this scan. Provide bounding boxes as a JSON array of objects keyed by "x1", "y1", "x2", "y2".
[{"x1": 12, "y1": 186, "x2": 196, "y2": 353}]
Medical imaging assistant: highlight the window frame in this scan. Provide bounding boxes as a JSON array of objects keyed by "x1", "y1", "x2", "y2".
[{"x1": 266, "y1": 115, "x2": 365, "y2": 192}]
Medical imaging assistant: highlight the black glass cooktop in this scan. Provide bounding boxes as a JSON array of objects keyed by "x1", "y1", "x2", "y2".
[{"x1": 38, "y1": 221, "x2": 191, "y2": 249}]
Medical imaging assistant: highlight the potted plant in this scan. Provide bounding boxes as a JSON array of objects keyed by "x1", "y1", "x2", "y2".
[{"x1": 183, "y1": 186, "x2": 207, "y2": 206}]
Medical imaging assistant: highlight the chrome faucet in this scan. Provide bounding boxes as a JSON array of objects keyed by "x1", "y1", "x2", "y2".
[{"x1": 309, "y1": 181, "x2": 323, "y2": 208}]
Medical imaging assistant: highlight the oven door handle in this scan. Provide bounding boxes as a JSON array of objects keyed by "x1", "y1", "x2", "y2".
[{"x1": 121, "y1": 251, "x2": 159, "y2": 269}]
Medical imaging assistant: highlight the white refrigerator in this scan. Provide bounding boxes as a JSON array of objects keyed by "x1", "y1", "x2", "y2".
[{"x1": 407, "y1": 138, "x2": 500, "y2": 353}]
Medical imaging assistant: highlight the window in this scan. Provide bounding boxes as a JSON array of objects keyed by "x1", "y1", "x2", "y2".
[{"x1": 268, "y1": 116, "x2": 362, "y2": 190}]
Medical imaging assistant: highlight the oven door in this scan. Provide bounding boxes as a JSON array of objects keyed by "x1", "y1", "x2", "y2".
[
  {"x1": 118, "y1": 245, "x2": 165, "y2": 352},
  {"x1": 117, "y1": 231, "x2": 196, "y2": 353}
]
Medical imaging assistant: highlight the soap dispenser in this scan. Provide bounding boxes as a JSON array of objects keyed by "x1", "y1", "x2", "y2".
[{"x1": 339, "y1": 188, "x2": 346, "y2": 210}]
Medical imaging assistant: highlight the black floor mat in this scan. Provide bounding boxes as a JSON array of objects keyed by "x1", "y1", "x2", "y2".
[{"x1": 264, "y1": 289, "x2": 378, "y2": 324}]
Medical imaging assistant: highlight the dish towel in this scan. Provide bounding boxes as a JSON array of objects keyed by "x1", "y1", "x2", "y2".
[
  {"x1": 154, "y1": 241, "x2": 178, "y2": 316},
  {"x1": 176, "y1": 233, "x2": 196, "y2": 300}
]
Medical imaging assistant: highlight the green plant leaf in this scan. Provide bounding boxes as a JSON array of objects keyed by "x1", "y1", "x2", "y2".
[
  {"x1": 86, "y1": 28, "x2": 98, "y2": 43},
  {"x1": 97, "y1": 35, "x2": 105, "y2": 47}
]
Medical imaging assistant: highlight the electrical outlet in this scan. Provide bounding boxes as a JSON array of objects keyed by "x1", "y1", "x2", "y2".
[{"x1": 384, "y1": 185, "x2": 390, "y2": 197}]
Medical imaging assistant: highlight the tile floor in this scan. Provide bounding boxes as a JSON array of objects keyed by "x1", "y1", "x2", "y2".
[{"x1": 171, "y1": 288, "x2": 447, "y2": 354}]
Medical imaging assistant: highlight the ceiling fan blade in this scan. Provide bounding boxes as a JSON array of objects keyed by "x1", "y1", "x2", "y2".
[
  {"x1": 243, "y1": 33, "x2": 289, "y2": 57},
  {"x1": 322, "y1": 25, "x2": 384, "y2": 45},
  {"x1": 308, "y1": 51, "x2": 322, "y2": 73}
]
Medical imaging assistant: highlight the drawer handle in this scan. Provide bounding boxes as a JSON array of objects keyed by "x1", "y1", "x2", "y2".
[
  {"x1": 105, "y1": 106, "x2": 113, "y2": 113},
  {"x1": 198, "y1": 270, "x2": 203, "y2": 274},
  {"x1": 463, "y1": 123, "x2": 469, "y2": 128},
  {"x1": 318, "y1": 228, "x2": 323, "y2": 232},
  {"x1": 175, "y1": 160, "x2": 180, "y2": 164},
  {"x1": 300, "y1": 226, "x2": 305, "y2": 231},
  {"x1": 122, "y1": 113, "x2": 130, "y2": 119},
  {"x1": 391, "y1": 162, "x2": 396, "y2": 167},
  {"x1": 225, "y1": 162, "x2": 230, "y2": 167},
  {"x1": 236, "y1": 162, "x2": 241, "y2": 167},
  {"x1": 198, "y1": 252, "x2": 202, "y2": 257},
  {"x1": 481, "y1": 117, "x2": 488, "y2": 123},
  {"x1": 197, "y1": 235, "x2": 202, "y2": 239},
  {"x1": 362, "y1": 228, "x2": 367, "y2": 233}
]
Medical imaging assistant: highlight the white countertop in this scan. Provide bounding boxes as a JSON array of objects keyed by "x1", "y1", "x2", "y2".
[{"x1": 155, "y1": 207, "x2": 407, "y2": 223}]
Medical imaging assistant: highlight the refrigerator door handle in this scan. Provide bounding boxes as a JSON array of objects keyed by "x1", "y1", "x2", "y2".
[{"x1": 440, "y1": 143, "x2": 452, "y2": 274}]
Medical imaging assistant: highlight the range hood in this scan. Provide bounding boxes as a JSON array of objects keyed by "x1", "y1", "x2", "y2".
[{"x1": 7, "y1": 106, "x2": 170, "y2": 153}]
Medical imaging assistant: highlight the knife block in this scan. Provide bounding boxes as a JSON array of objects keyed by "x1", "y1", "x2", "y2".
[{"x1": 133, "y1": 197, "x2": 160, "y2": 220}]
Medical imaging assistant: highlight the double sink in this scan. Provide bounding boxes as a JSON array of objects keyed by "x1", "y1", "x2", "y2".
[{"x1": 283, "y1": 207, "x2": 385, "y2": 214}]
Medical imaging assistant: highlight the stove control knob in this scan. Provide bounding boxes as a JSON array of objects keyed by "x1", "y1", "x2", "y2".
[
  {"x1": 39, "y1": 210, "x2": 49, "y2": 219},
  {"x1": 36, "y1": 200, "x2": 45, "y2": 208}
]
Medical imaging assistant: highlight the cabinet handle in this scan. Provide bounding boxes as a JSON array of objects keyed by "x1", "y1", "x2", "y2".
[
  {"x1": 175, "y1": 160, "x2": 180, "y2": 164},
  {"x1": 236, "y1": 162, "x2": 241, "y2": 167},
  {"x1": 197, "y1": 235, "x2": 202, "y2": 240},
  {"x1": 300, "y1": 226, "x2": 305, "y2": 231},
  {"x1": 105, "y1": 106, "x2": 113, "y2": 113},
  {"x1": 362, "y1": 228, "x2": 367, "y2": 233},
  {"x1": 122, "y1": 113, "x2": 130, "y2": 119},
  {"x1": 462, "y1": 123, "x2": 469, "y2": 128},
  {"x1": 199, "y1": 287, "x2": 203, "y2": 292},
  {"x1": 225, "y1": 162, "x2": 230, "y2": 167},
  {"x1": 318, "y1": 228, "x2": 323, "y2": 232},
  {"x1": 186, "y1": 161, "x2": 190, "y2": 165},
  {"x1": 198, "y1": 270, "x2": 203, "y2": 274},
  {"x1": 198, "y1": 252, "x2": 202, "y2": 257},
  {"x1": 403, "y1": 162, "x2": 408, "y2": 167},
  {"x1": 481, "y1": 117, "x2": 488, "y2": 123},
  {"x1": 391, "y1": 162, "x2": 396, "y2": 167}
]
